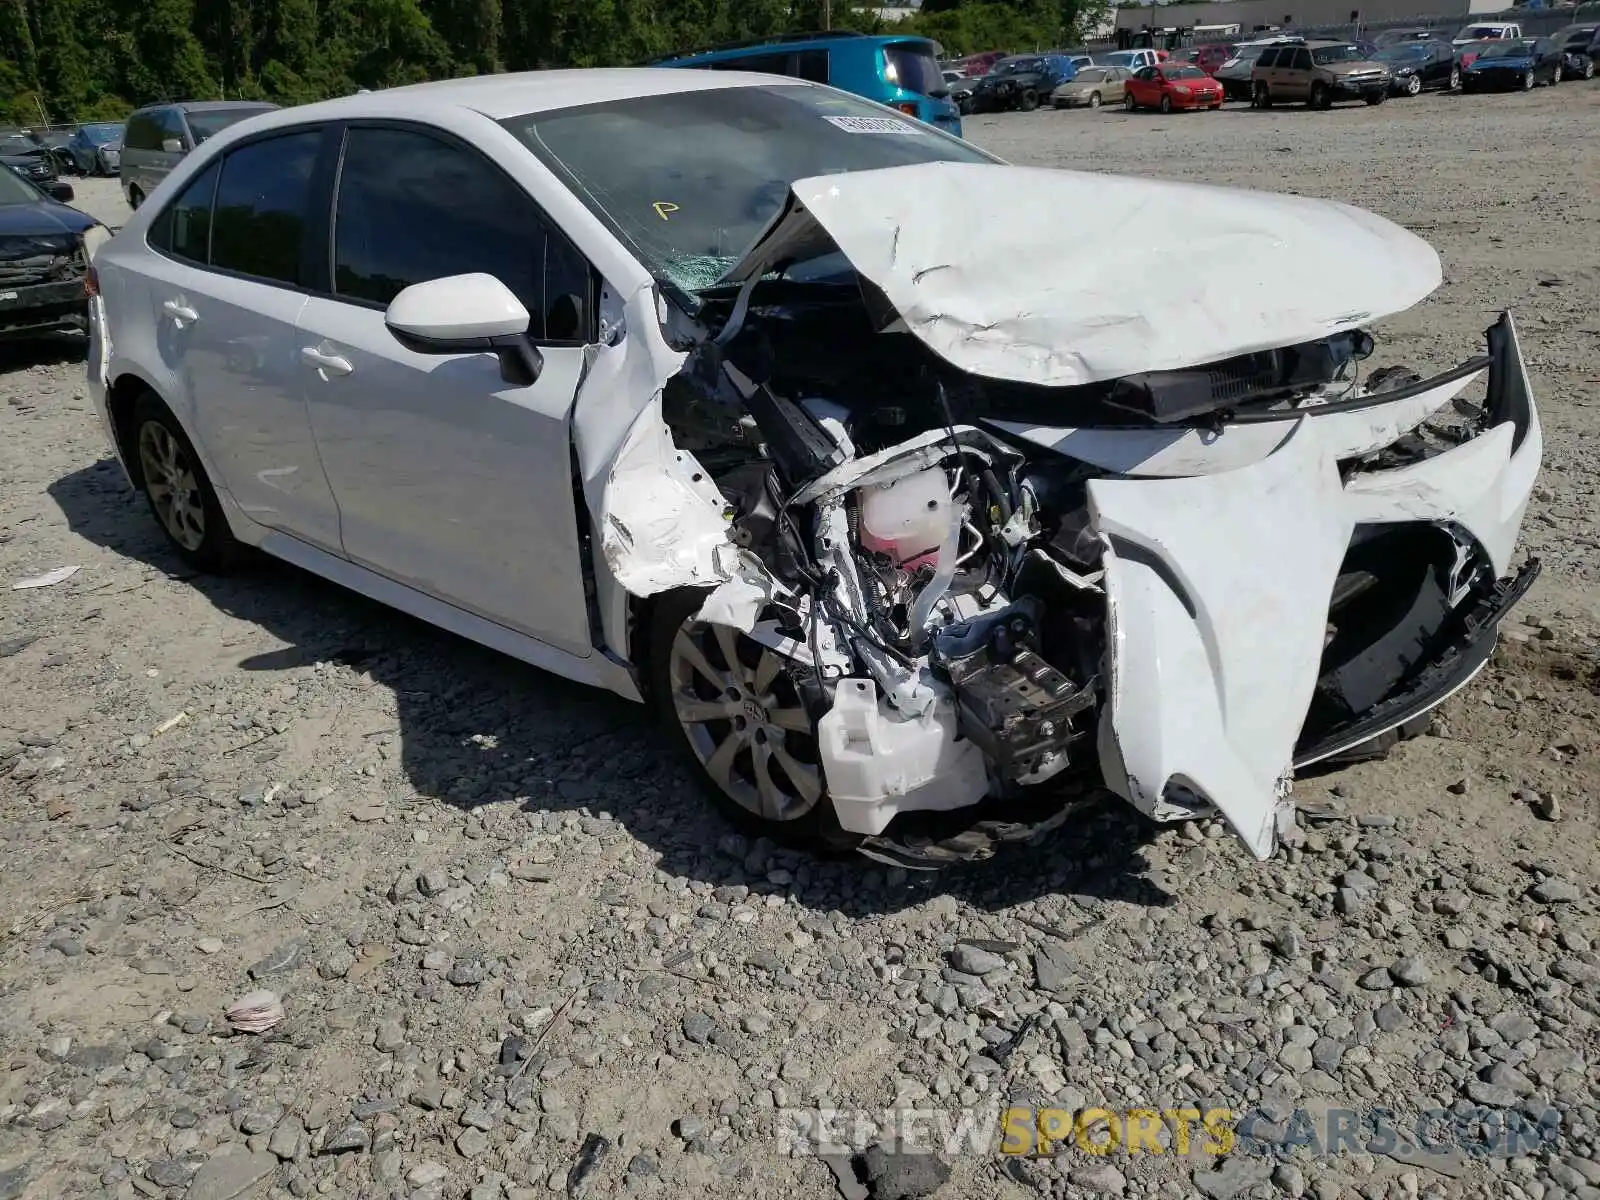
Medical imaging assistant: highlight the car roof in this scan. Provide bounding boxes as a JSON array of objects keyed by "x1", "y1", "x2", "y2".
[{"x1": 238, "y1": 68, "x2": 826, "y2": 128}]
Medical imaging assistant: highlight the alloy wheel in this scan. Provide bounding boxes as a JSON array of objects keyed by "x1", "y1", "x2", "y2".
[
  {"x1": 1450, "y1": 67, "x2": 1461, "y2": 89},
  {"x1": 1406, "y1": 75, "x2": 1422, "y2": 95},
  {"x1": 1089, "y1": 92, "x2": 1101, "y2": 108},
  {"x1": 137, "y1": 420, "x2": 206, "y2": 551},
  {"x1": 1523, "y1": 70, "x2": 1534, "y2": 90},
  {"x1": 667, "y1": 619, "x2": 823, "y2": 823}
]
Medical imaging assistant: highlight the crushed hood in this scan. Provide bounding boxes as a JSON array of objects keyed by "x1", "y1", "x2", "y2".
[{"x1": 721, "y1": 162, "x2": 1443, "y2": 388}]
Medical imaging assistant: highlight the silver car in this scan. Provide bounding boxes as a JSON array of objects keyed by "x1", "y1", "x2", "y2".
[
  {"x1": 86, "y1": 69, "x2": 1542, "y2": 867},
  {"x1": 119, "y1": 101, "x2": 277, "y2": 210}
]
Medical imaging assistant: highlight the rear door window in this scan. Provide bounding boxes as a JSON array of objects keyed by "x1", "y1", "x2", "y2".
[
  {"x1": 209, "y1": 130, "x2": 323, "y2": 286},
  {"x1": 1291, "y1": 48, "x2": 1313, "y2": 69},
  {"x1": 1257, "y1": 49, "x2": 1280, "y2": 67},
  {"x1": 712, "y1": 52, "x2": 793, "y2": 75},
  {"x1": 795, "y1": 49, "x2": 830, "y2": 83},
  {"x1": 149, "y1": 161, "x2": 221, "y2": 263}
]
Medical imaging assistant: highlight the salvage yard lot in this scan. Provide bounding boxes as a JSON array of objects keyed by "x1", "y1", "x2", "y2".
[{"x1": 1, "y1": 84, "x2": 1598, "y2": 1200}]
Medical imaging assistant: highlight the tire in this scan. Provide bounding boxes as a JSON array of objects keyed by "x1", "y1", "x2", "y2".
[
  {"x1": 130, "y1": 392, "x2": 240, "y2": 572},
  {"x1": 126, "y1": 185, "x2": 143, "y2": 210},
  {"x1": 648, "y1": 589, "x2": 858, "y2": 853},
  {"x1": 1548, "y1": 65, "x2": 1558, "y2": 86},
  {"x1": 1522, "y1": 69, "x2": 1534, "y2": 91},
  {"x1": 1449, "y1": 66, "x2": 1461, "y2": 90},
  {"x1": 1585, "y1": 59, "x2": 1596, "y2": 81},
  {"x1": 1253, "y1": 81, "x2": 1272, "y2": 108},
  {"x1": 1405, "y1": 74, "x2": 1422, "y2": 96},
  {"x1": 1019, "y1": 88, "x2": 1039, "y2": 112},
  {"x1": 1159, "y1": 94, "x2": 1173, "y2": 113},
  {"x1": 1124, "y1": 92, "x2": 1137, "y2": 111},
  {"x1": 1310, "y1": 81, "x2": 1329, "y2": 108},
  {"x1": 1365, "y1": 89, "x2": 1386, "y2": 105},
  {"x1": 1088, "y1": 91, "x2": 1101, "y2": 109}
]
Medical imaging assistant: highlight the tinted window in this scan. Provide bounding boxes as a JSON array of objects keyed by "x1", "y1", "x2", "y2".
[
  {"x1": 332, "y1": 126, "x2": 591, "y2": 342},
  {"x1": 159, "y1": 109, "x2": 189, "y2": 146},
  {"x1": 149, "y1": 162, "x2": 220, "y2": 263},
  {"x1": 713, "y1": 52, "x2": 793, "y2": 75},
  {"x1": 125, "y1": 112, "x2": 162, "y2": 150},
  {"x1": 187, "y1": 106, "x2": 277, "y2": 144},
  {"x1": 1291, "y1": 49, "x2": 1313, "y2": 69},
  {"x1": 1256, "y1": 49, "x2": 1281, "y2": 67},
  {"x1": 795, "y1": 49, "x2": 830, "y2": 82},
  {"x1": 882, "y1": 43, "x2": 946, "y2": 94},
  {"x1": 209, "y1": 130, "x2": 321, "y2": 285}
]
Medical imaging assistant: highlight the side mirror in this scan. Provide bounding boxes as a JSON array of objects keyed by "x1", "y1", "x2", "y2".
[
  {"x1": 385, "y1": 273, "x2": 543, "y2": 387},
  {"x1": 45, "y1": 181, "x2": 74, "y2": 203},
  {"x1": 160, "y1": 137, "x2": 186, "y2": 154}
]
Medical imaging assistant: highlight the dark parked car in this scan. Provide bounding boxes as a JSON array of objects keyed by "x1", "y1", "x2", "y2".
[
  {"x1": 1374, "y1": 27, "x2": 1440, "y2": 47},
  {"x1": 0, "y1": 168, "x2": 106, "y2": 339},
  {"x1": 968, "y1": 54, "x2": 1078, "y2": 112},
  {"x1": 1460, "y1": 37, "x2": 1563, "y2": 91},
  {"x1": 66, "y1": 123, "x2": 125, "y2": 176},
  {"x1": 0, "y1": 132, "x2": 58, "y2": 187},
  {"x1": 1375, "y1": 40, "x2": 1460, "y2": 93},
  {"x1": 1555, "y1": 25, "x2": 1598, "y2": 79}
]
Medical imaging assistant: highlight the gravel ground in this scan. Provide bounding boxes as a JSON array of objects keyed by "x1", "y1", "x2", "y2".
[{"x1": 1, "y1": 84, "x2": 1598, "y2": 1200}]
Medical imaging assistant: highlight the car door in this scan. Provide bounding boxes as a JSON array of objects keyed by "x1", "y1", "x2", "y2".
[
  {"x1": 140, "y1": 127, "x2": 343, "y2": 551},
  {"x1": 1106, "y1": 68, "x2": 1129, "y2": 102},
  {"x1": 1129, "y1": 66, "x2": 1157, "y2": 105},
  {"x1": 293, "y1": 122, "x2": 595, "y2": 658},
  {"x1": 1281, "y1": 47, "x2": 1313, "y2": 98}
]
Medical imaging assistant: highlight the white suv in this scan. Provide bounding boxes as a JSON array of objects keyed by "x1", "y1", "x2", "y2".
[{"x1": 85, "y1": 68, "x2": 1542, "y2": 866}]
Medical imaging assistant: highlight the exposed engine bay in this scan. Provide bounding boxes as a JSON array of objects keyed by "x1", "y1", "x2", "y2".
[{"x1": 601, "y1": 165, "x2": 1543, "y2": 866}]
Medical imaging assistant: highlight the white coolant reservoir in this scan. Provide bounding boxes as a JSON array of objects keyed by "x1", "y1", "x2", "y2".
[{"x1": 857, "y1": 467, "x2": 952, "y2": 568}]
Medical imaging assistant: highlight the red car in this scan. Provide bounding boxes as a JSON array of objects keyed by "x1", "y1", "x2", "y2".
[
  {"x1": 1124, "y1": 62, "x2": 1225, "y2": 111},
  {"x1": 1194, "y1": 42, "x2": 1239, "y2": 73}
]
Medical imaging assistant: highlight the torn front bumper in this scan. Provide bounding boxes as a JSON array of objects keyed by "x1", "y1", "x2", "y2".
[{"x1": 1091, "y1": 313, "x2": 1541, "y2": 858}]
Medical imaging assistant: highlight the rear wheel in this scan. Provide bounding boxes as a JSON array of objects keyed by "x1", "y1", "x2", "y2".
[
  {"x1": 131, "y1": 392, "x2": 240, "y2": 572},
  {"x1": 650, "y1": 590, "x2": 857, "y2": 852},
  {"x1": 126, "y1": 185, "x2": 143, "y2": 210},
  {"x1": 1449, "y1": 66, "x2": 1461, "y2": 89}
]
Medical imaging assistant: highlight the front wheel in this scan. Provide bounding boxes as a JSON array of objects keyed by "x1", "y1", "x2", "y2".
[
  {"x1": 1522, "y1": 69, "x2": 1535, "y2": 91},
  {"x1": 1088, "y1": 91, "x2": 1101, "y2": 109},
  {"x1": 1365, "y1": 90, "x2": 1386, "y2": 105},
  {"x1": 1309, "y1": 81, "x2": 1329, "y2": 108},
  {"x1": 650, "y1": 590, "x2": 856, "y2": 852},
  {"x1": 1124, "y1": 92, "x2": 1137, "y2": 111},
  {"x1": 1159, "y1": 94, "x2": 1173, "y2": 113},
  {"x1": 1405, "y1": 74, "x2": 1422, "y2": 96},
  {"x1": 1449, "y1": 66, "x2": 1461, "y2": 89},
  {"x1": 126, "y1": 185, "x2": 143, "y2": 210},
  {"x1": 1252, "y1": 81, "x2": 1272, "y2": 108},
  {"x1": 1019, "y1": 88, "x2": 1039, "y2": 112},
  {"x1": 131, "y1": 393, "x2": 240, "y2": 571}
]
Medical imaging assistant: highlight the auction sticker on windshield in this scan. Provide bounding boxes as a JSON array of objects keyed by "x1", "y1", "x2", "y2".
[{"x1": 824, "y1": 115, "x2": 925, "y2": 135}]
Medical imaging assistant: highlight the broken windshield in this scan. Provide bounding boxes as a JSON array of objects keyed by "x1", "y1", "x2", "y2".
[{"x1": 505, "y1": 84, "x2": 992, "y2": 296}]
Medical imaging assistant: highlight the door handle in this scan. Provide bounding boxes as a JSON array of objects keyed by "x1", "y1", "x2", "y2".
[
  {"x1": 301, "y1": 346, "x2": 354, "y2": 377},
  {"x1": 161, "y1": 299, "x2": 198, "y2": 324}
]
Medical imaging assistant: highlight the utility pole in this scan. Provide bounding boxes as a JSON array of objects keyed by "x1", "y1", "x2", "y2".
[{"x1": 823, "y1": 0, "x2": 832, "y2": 29}]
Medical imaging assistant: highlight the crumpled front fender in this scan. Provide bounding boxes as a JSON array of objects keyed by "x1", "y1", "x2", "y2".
[{"x1": 1090, "y1": 314, "x2": 1541, "y2": 858}]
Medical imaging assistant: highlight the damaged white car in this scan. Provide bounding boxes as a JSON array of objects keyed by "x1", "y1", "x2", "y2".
[{"x1": 86, "y1": 70, "x2": 1541, "y2": 867}]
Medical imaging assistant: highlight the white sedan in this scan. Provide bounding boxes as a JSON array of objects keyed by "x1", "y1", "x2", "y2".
[{"x1": 86, "y1": 68, "x2": 1541, "y2": 868}]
